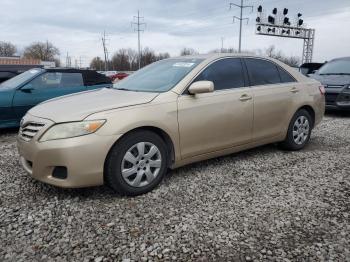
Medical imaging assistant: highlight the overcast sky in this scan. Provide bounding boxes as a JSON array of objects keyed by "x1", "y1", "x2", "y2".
[{"x1": 1, "y1": 0, "x2": 350, "y2": 67}]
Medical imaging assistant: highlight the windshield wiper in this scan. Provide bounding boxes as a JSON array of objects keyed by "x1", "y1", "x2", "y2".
[{"x1": 114, "y1": 88, "x2": 133, "y2": 91}]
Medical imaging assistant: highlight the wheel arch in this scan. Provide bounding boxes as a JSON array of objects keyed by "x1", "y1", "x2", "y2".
[
  {"x1": 297, "y1": 105, "x2": 316, "y2": 128},
  {"x1": 104, "y1": 126, "x2": 176, "y2": 175}
]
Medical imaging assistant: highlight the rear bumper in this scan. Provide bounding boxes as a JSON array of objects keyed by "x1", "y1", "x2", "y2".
[{"x1": 17, "y1": 131, "x2": 121, "y2": 188}]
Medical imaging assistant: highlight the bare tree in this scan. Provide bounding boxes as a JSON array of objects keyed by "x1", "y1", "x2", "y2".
[
  {"x1": 265, "y1": 45, "x2": 300, "y2": 67},
  {"x1": 111, "y1": 49, "x2": 130, "y2": 71},
  {"x1": 127, "y1": 49, "x2": 138, "y2": 70},
  {"x1": 158, "y1": 52, "x2": 170, "y2": 60},
  {"x1": 109, "y1": 48, "x2": 171, "y2": 71},
  {"x1": 90, "y1": 57, "x2": 104, "y2": 71},
  {"x1": 281, "y1": 56, "x2": 301, "y2": 68},
  {"x1": 0, "y1": 41, "x2": 17, "y2": 57},
  {"x1": 180, "y1": 48, "x2": 198, "y2": 56},
  {"x1": 23, "y1": 41, "x2": 60, "y2": 61}
]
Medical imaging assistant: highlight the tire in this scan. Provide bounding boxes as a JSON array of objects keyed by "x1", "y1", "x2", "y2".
[
  {"x1": 280, "y1": 109, "x2": 313, "y2": 151},
  {"x1": 105, "y1": 130, "x2": 168, "y2": 196}
]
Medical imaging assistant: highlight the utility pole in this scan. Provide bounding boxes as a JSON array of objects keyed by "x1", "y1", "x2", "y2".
[
  {"x1": 230, "y1": 0, "x2": 253, "y2": 52},
  {"x1": 101, "y1": 31, "x2": 109, "y2": 71},
  {"x1": 66, "y1": 52, "x2": 71, "y2": 67},
  {"x1": 221, "y1": 37, "x2": 224, "y2": 53},
  {"x1": 132, "y1": 10, "x2": 146, "y2": 69}
]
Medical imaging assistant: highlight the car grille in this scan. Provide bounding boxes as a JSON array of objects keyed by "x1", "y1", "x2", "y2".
[{"x1": 19, "y1": 122, "x2": 45, "y2": 142}]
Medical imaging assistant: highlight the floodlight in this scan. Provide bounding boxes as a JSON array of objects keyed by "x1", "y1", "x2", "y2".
[
  {"x1": 268, "y1": 15, "x2": 275, "y2": 24},
  {"x1": 298, "y1": 19, "x2": 304, "y2": 26},
  {"x1": 297, "y1": 13, "x2": 302, "y2": 17},
  {"x1": 256, "y1": 17, "x2": 261, "y2": 23},
  {"x1": 283, "y1": 17, "x2": 290, "y2": 25},
  {"x1": 257, "y1": 26, "x2": 261, "y2": 31},
  {"x1": 272, "y1": 8, "x2": 277, "y2": 15},
  {"x1": 283, "y1": 8, "x2": 288, "y2": 15},
  {"x1": 258, "y1": 5, "x2": 263, "y2": 12}
]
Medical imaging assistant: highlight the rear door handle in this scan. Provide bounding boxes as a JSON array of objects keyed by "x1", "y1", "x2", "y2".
[
  {"x1": 239, "y1": 94, "x2": 252, "y2": 102},
  {"x1": 290, "y1": 87, "x2": 299, "y2": 93}
]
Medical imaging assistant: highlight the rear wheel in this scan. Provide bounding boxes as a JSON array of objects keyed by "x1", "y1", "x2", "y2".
[
  {"x1": 280, "y1": 109, "x2": 312, "y2": 150},
  {"x1": 105, "y1": 130, "x2": 168, "y2": 196}
]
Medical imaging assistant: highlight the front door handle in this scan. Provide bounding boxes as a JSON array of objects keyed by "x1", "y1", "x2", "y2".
[
  {"x1": 290, "y1": 87, "x2": 299, "y2": 93},
  {"x1": 239, "y1": 94, "x2": 252, "y2": 102}
]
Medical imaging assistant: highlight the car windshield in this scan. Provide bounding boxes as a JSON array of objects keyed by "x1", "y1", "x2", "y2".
[
  {"x1": 0, "y1": 68, "x2": 43, "y2": 89},
  {"x1": 113, "y1": 58, "x2": 204, "y2": 92},
  {"x1": 318, "y1": 59, "x2": 350, "y2": 75}
]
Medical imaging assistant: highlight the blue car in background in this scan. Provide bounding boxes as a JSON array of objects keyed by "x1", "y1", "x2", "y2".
[{"x1": 0, "y1": 68, "x2": 112, "y2": 128}]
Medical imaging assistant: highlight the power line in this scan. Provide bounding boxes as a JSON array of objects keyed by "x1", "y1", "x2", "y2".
[
  {"x1": 131, "y1": 10, "x2": 146, "y2": 69},
  {"x1": 229, "y1": 0, "x2": 253, "y2": 52}
]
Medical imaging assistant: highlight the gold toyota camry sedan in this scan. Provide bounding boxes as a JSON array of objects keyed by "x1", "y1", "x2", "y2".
[{"x1": 17, "y1": 54, "x2": 325, "y2": 196}]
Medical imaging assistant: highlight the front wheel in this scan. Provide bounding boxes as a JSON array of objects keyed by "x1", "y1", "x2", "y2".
[
  {"x1": 280, "y1": 109, "x2": 313, "y2": 151},
  {"x1": 105, "y1": 130, "x2": 168, "y2": 196}
]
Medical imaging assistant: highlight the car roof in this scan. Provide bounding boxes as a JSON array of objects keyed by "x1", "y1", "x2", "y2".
[
  {"x1": 171, "y1": 53, "x2": 272, "y2": 60},
  {"x1": 42, "y1": 67, "x2": 112, "y2": 85}
]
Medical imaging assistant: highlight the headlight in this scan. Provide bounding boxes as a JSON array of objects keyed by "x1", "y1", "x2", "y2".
[{"x1": 40, "y1": 120, "x2": 106, "y2": 142}]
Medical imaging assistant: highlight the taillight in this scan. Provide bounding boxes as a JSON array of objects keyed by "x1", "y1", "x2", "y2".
[{"x1": 319, "y1": 85, "x2": 325, "y2": 95}]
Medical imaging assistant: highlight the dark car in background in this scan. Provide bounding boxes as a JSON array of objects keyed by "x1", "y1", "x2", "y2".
[
  {"x1": 310, "y1": 57, "x2": 350, "y2": 110},
  {"x1": 299, "y1": 62, "x2": 324, "y2": 76},
  {"x1": 0, "y1": 68, "x2": 112, "y2": 128}
]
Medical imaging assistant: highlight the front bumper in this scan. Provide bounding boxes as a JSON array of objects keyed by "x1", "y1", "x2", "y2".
[{"x1": 17, "y1": 115, "x2": 121, "y2": 188}]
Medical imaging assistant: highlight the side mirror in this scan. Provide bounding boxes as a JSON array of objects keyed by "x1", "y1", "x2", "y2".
[
  {"x1": 188, "y1": 81, "x2": 214, "y2": 95},
  {"x1": 21, "y1": 83, "x2": 34, "y2": 93}
]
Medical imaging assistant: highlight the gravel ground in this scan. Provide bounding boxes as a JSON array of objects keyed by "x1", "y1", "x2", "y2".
[{"x1": 0, "y1": 113, "x2": 349, "y2": 261}]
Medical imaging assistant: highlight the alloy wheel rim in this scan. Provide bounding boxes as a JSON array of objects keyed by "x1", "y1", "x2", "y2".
[
  {"x1": 121, "y1": 142, "x2": 162, "y2": 188},
  {"x1": 292, "y1": 116, "x2": 310, "y2": 145}
]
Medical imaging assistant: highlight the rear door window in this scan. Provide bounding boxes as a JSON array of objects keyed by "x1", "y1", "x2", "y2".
[{"x1": 244, "y1": 58, "x2": 281, "y2": 86}]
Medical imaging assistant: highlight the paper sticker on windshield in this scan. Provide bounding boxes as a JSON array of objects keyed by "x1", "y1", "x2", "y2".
[
  {"x1": 173, "y1": 62, "x2": 195, "y2": 68},
  {"x1": 29, "y1": 69, "x2": 40, "y2": 74}
]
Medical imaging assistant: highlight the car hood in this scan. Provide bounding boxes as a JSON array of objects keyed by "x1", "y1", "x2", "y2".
[
  {"x1": 28, "y1": 88, "x2": 159, "y2": 123},
  {"x1": 310, "y1": 74, "x2": 350, "y2": 86}
]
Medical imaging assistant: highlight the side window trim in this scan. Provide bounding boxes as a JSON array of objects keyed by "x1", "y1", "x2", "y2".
[
  {"x1": 181, "y1": 57, "x2": 248, "y2": 95},
  {"x1": 277, "y1": 65, "x2": 297, "y2": 83}
]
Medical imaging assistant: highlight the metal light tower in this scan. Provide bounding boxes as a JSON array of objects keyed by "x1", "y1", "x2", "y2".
[{"x1": 255, "y1": 6, "x2": 315, "y2": 63}]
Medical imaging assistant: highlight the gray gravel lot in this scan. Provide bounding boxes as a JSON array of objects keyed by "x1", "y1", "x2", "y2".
[{"x1": 0, "y1": 113, "x2": 349, "y2": 261}]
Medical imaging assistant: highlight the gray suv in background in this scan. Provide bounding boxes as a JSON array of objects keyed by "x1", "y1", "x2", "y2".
[{"x1": 310, "y1": 57, "x2": 350, "y2": 110}]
